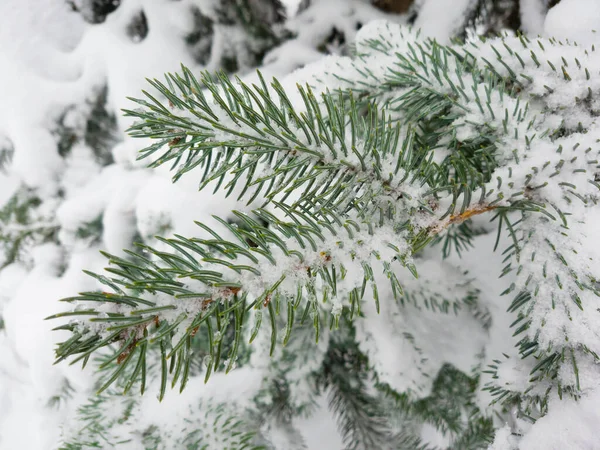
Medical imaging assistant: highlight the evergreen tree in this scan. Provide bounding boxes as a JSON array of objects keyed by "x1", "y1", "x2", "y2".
[
  {"x1": 4, "y1": 1, "x2": 600, "y2": 449},
  {"x1": 49, "y1": 4, "x2": 600, "y2": 450}
]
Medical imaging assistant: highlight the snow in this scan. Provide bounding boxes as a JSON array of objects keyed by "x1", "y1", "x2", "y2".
[
  {"x1": 2, "y1": 0, "x2": 600, "y2": 449},
  {"x1": 491, "y1": 387, "x2": 600, "y2": 450},
  {"x1": 295, "y1": 394, "x2": 344, "y2": 449},
  {"x1": 0, "y1": 0, "x2": 208, "y2": 446},
  {"x1": 544, "y1": 0, "x2": 600, "y2": 44},
  {"x1": 414, "y1": 0, "x2": 473, "y2": 43},
  {"x1": 519, "y1": 388, "x2": 600, "y2": 450},
  {"x1": 519, "y1": 0, "x2": 547, "y2": 36}
]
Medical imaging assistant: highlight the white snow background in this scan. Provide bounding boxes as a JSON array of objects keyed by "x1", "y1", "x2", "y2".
[{"x1": 1, "y1": 0, "x2": 600, "y2": 449}]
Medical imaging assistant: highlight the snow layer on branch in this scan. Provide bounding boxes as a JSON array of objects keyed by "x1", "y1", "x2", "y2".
[
  {"x1": 491, "y1": 387, "x2": 600, "y2": 450},
  {"x1": 544, "y1": 0, "x2": 600, "y2": 44},
  {"x1": 519, "y1": 0, "x2": 546, "y2": 36},
  {"x1": 414, "y1": 0, "x2": 473, "y2": 43},
  {"x1": 355, "y1": 259, "x2": 486, "y2": 397},
  {"x1": 0, "y1": 245, "x2": 106, "y2": 449}
]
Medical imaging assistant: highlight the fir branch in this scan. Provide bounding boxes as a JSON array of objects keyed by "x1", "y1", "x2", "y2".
[
  {"x1": 50, "y1": 189, "x2": 513, "y2": 395},
  {"x1": 124, "y1": 68, "x2": 445, "y2": 223},
  {"x1": 49, "y1": 23, "x2": 600, "y2": 439},
  {"x1": 377, "y1": 364, "x2": 494, "y2": 448},
  {"x1": 317, "y1": 335, "x2": 401, "y2": 450},
  {"x1": 49, "y1": 207, "x2": 421, "y2": 394},
  {"x1": 60, "y1": 389, "x2": 263, "y2": 450}
]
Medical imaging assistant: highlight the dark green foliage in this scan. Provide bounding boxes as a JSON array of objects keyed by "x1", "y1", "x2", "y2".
[
  {"x1": 317, "y1": 27, "x2": 347, "y2": 55},
  {"x1": 126, "y1": 9, "x2": 149, "y2": 43},
  {"x1": 317, "y1": 334, "x2": 400, "y2": 450},
  {"x1": 0, "y1": 135, "x2": 13, "y2": 172},
  {"x1": 58, "y1": 391, "x2": 138, "y2": 449},
  {"x1": 377, "y1": 365, "x2": 494, "y2": 449},
  {"x1": 75, "y1": 214, "x2": 104, "y2": 245},
  {"x1": 458, "y1": 0, "x2": 521, "y2": 39},
  {"x1": 207, "y1": 0, "x2": 288, "y2": 71},
  {"x1": 315, "y1": 332, "x2": 493, "y2": 449},
  {"x1": 68, "y1": 0, "x2": 122, "y2": 24},
  {"x1": 0, "y1": 188, "x2": 59, "y2": 269},
  {"x1": 186, "y1": 6, "x2": 215, "y2": 66},
  {"x1": 54, "y1": 86, "x2": 118, "y2": 165},
  {"x1": 412, "y1": 366, "x2": 489, "y2": 438},
  {"x1": 84, "y1": 87, "x2": 119, "y2": 166},
  {"x1": 60, "y1": 384, "x2": 265, "y2": 450}
]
